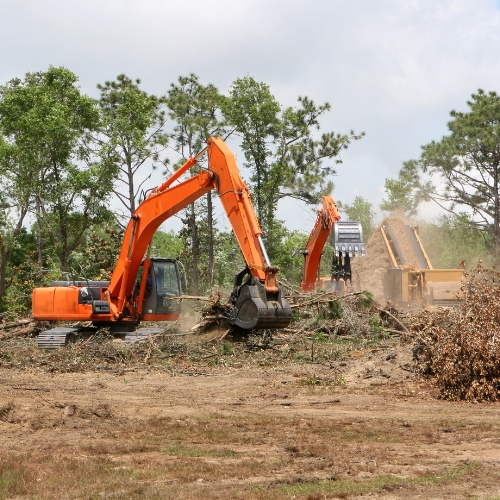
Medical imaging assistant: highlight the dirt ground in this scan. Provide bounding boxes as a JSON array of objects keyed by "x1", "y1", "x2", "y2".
[{"x1": 1, "y1": 328, "x2": 499, "y2": 500}]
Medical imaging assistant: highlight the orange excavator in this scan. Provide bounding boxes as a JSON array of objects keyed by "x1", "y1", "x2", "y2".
[
  {"x1": 32, "y1": 137, "x2": 291, "y2": 348},
  {"x1": 301, "y1": 196, "x2": 365, "y2": 292}
]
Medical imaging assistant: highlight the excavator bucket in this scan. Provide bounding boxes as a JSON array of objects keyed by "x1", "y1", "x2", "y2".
[
  {"x1": 330, "y1": 221, "x2": 365, "y2": 285},
  {"x1": 227, "y1": 269, "x2": 292, "y2": 330},
  {"x1": 333, "y1": 222, "x2": 365, "y2": 257}
]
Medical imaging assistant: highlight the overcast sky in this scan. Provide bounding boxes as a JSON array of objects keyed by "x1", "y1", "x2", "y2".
[{"x1": 2, "y1": 0, "x2": 500, "y2": 232}]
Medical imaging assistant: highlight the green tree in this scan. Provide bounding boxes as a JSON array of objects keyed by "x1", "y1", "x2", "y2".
[
  {"x1": 212, "y1": 230, "x2": 246, "y2": 289},
  {"x1": 76, "y1": 225, "x2": 124, "y2": 281},
  {"x1": 223, "y1": 75, "x2": 363, "y2": 258},
  {"x1": 419, "y1": 213, "x2": 493, "y2": 269},
  {"x1": 0, "y1": 66, "x2": 113, "y2": 274},
  {"x1": 272, "y1": 228, "x2": 309, "y2": 284},
  {"x1": 223, "y1": 77, "x2": 280, "y2": 231},
  {"x1": 389, "y1": 90, "x2": 500, "y2": 256},
  {"x1": 380, "y1": 160, "x2": 428, "y2": 216},
  {"x1": 96, "y1": 74, "x2": 169, "y2": 225},
  {"x1": 3, "y1": 251, "x2": 47, "y2": 318},
  {"x1": 151, "y1": 229, "x2": 184, "y2": 260},
  {"x1": 0, "y1": 147, "x2": 30, "y2": 306},
  {"x1": 338, "y1": 196, "x2": 376, "y2": 242},
  {"x1": 165, "y1": 74, "x2": 229, "y2": 293},
  {"x1": 176, "y1": 198, "x2": 212, "y2": 295}
]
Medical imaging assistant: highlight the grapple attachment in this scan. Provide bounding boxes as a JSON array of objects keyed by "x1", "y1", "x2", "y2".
[{"x1": 227, "y1": 269, "x2": 292, "y2": 330}]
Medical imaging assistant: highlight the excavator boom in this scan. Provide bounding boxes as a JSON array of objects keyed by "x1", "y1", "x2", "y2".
[{"x1": 204, "y1": 139, "x2": 290, "y2": 329}]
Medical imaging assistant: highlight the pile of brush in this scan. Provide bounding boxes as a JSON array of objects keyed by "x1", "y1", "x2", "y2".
[
  {"x1": 412, "y1": 264, "x2": 500, "y2": 402},
  {"x1": 195, "y1": 284, "x2": 411, "y2": 341}
]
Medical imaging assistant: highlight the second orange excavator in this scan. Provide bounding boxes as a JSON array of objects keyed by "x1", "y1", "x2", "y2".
[
  {"x1": 301, "y1": 196, "x2": 365, "y2": 292},
  {"x1": 32, "y1": 138, "x2": 291, "y2": 348}
]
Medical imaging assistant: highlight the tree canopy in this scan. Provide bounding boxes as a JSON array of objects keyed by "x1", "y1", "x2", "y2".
[
  {"x1": 384, "y1": 89, "x2": 500, "y2": 256},
  {"x1": 0, "y1": 67, "x2": 365, "y2": 313},
  {"x1": 224, "y1": 75, "x2": 364, "y2": 246},
  {"x1": 165, "y1": 74, "x2": 229, "y2": 294},
  {"x1": 338, "y1": 196, "x2": 376, "y2": 243},
  {"x1": 96, "y1": 74, "x2": 169, "y2": 224},
  {"x1": 0, "y1": 66, "x2": 112, "y2": 275}
]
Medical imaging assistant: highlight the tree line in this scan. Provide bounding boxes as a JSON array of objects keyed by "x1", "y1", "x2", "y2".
[
  {"x1": 1, "y1": 67, "x2": 498, "y2": 317},
  {"x1": 0, "y1": 66, "x2": 363, "y2": 315},
  {"x1": 381, "y1": 89, "x2": 500, "y2": 262}
]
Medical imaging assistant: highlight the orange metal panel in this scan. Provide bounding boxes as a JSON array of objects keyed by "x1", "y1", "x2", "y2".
[
  {"x1": 108, "y1": 171, "x2": 214, "y2": 300},
  {"x1": 32, "y1": 288, "x2": 55, "y2": 315},
  {"x1": 301, "y1": 196, "x2": 341, "y2": 291}
]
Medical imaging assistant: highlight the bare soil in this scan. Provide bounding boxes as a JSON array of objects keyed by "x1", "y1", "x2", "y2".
[{"x1": 1, "y1": 330, "x2": 499, "y2": 500}]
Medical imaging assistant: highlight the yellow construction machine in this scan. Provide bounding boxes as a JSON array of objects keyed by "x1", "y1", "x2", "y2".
[{"x1": 381, "y1": 221, "x2": 464, "y2": 308}]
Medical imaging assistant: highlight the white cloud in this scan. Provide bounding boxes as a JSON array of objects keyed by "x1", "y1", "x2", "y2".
[{"x1": 2, "y1": 0, "x2": 500, "y2": 232}]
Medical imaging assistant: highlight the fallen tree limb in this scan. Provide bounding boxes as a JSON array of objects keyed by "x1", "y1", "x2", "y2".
[
  {"x1": 0, "y1": 319, "x2": 33, "y2": 330},
  {"x1": 0, "y1": 326, "x2": 36, "y2": 341},
  {"x1": 383, "y1": 328, "x2": 405, "y2": 335},
  {"x1": 12, "y1": 386, "x2": 51, "y2": 392},
  {"x1": 290, "y1": 290, "x2": 366, "y2": 309},
  {"x1": 191, "y1": 315, "x2": 226, "y2": 332},
  {"x1": 377, "y1": 308, "x2": 410, "y2": 334},
  {"x1": 180, "y1": 295, "x2": 216, "y2": 302}
]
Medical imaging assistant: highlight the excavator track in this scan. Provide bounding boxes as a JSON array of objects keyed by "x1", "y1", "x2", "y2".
[
  {"x1": 123, "y1": 327, "x2": 165, "y2": 342},
  {"x1": 37, "y1": 326, "x2": 81, "y2": 349},
  {"x1": 37, "y1": 325, "x2": 167, "y2": 349}
]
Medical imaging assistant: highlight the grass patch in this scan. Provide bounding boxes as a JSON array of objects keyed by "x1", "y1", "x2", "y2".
[
  {"x1": 0, "y1": 468, "x2": 29, "y2": 498},
  {"x1": 164, "y1": 444, "x2": 238, "y2": 458},
  {"x1": 280, "y1": 462, "x2": 479, "y2": 496}
]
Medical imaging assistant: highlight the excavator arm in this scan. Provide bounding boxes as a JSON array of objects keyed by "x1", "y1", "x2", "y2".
[
  {"x1": 108, "y1": 137, "x2": 290, "y2": 328},
  {"x1": 301, "y1": 196, "x2": 341, "y2": 291},
  {"x1": 203, "y1": 139, "x2": 290, "y2": 329},
  {"x1": 301, "y1": 196, "x2": 365, "y2": 292}
]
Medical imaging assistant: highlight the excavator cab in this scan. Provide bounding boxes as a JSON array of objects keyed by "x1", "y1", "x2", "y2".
[{"x1": 137, "y1": 258, "x2": 183, "y2": 321}]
